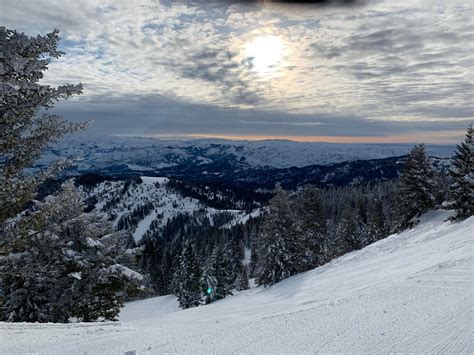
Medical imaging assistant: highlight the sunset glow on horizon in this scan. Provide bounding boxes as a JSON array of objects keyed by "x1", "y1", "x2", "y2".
[{"x1": 128, "y1": 130, "x2": 466, "y2": 145}]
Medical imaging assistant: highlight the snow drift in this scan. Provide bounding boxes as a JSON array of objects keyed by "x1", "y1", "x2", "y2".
[{"x1": 1, "y1": 210, "x2": 472, "y2": 354}]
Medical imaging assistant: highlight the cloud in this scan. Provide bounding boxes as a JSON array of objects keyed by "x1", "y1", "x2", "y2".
[
  {"x1": 170, "y1": 48, "x2": 262, "y2": 104},
  {"x1": 54, "y1": 93, "x2": 472, "y2": 143},
  {"x1": 306, "y1": 2, "x2": 474, "y2": 122},
  {"x1": 1, "y1": 0, "x2": 472, "y2": 142},
  {"x1": 162, "y1": 0, "x2": 365, "y2": 5}
]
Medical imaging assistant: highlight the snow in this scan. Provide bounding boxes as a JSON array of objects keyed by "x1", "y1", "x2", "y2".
[
  {"x1": 242, "y1": 209, "x2": 262, "y2": 222},
  {"x1": 131, "y1": 210, "x2": 158, "y2": 242},
  {"x1": 109, "y1": 264, "x2": 144, "y2": 281},
  {"x1": 35, "y1": 135, "x2": 456, "y2": 172},
  {"x1": 86, "y1": 237, "x2": 102, "y2": 247},
  {"x1": 2, "y1": 210, "x2": 472, "y2": 354},
  {"x1": 88, "y1": 176, "x2": 256, "y2": 242},
  {"x1": 222, "y1": 209, "x2": 262, "y2": 229},
  {"x1": 140, "y1": 176, "x2": 168, "y2": 185},
  {"x1": 119, "y1": 296, "x2": 180, "y2": 321},
  {"x1": 242, "y1": 247, "x2": 252, "y2": 266},
  {"x1": 126, "y1": 164, "x2": 154, "y2": 171},
  {"x1": 69, "y1": 272, "x2": 82, "y2": 280}
]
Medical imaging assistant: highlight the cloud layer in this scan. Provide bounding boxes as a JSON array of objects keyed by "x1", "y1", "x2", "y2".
[{"x1": 2, "y1": 0, "x2": 472, "y2": 142}]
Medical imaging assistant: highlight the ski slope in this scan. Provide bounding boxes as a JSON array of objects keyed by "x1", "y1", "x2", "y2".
[{"x1": 1, "y1": 210, "x2": 473, "y2": 354}]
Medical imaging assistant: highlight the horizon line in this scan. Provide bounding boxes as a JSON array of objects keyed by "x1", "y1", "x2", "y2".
[{"x1": 108, "y1": 131, "x2": 464, "y2": 145}]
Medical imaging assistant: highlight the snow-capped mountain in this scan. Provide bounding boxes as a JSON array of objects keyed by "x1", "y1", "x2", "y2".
[
  {"x1": 36, "y1": 135, "x2": 454, "y2": 190},
  {"x1": 82, "y1": 176, "x2": 262, "y2": 243},
  {"x1": 3, "y1": 210, "x2": 472, "y2": 354},
  {"x1": 37, "y1": 134, "x2": 455, "y2": 173}
]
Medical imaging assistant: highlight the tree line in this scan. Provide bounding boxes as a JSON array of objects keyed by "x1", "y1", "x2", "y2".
[{"x1": 252, "y1": 131, "x2": 472, "y2": 287}]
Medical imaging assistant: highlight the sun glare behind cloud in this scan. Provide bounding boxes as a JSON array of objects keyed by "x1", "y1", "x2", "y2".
[{"x1": 245, "y1": 35, "x2": 285, "y2": 73}]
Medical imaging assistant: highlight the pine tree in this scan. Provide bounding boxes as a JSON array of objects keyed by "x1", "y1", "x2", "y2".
[
  {"x1": 339, "y1": 206, "x2": 369, "y2": 251},
  {"x1": 447, "y1": 124, "x2": 473, "y2": 220},
  {"x1": 225, "y1": 235, "x2": 244, "y2": 284},
  {"x1": 174, "y1": 242, "x2": 202, "y2": 309},
  {"x1": 249, "y1": 242, "x2": 259, "y2": 278},
  {"x1": 0, "y1": 181, "x2": 143, "y2": 322},
  {"x1": 161, "y1": 244, "x2": 179, "y2": 295},
  {"x1": 325, "y1": 221, "x2": 347, "y2": 259},
  {"x1": 141, "y1": 237, "x2": 166, "y2": 295},
  {"x1": 0, "y1": 27, "x2": 86, "y2": 225},
  {"x1": 396, "y1": 144, "x2": 437, "y2": 229},
  {"x1": 296, "y1": 185, "x2": 327, "y2": 269},
  {"x1": 218, "y1": 248, "x2": 234, "y2": 297},
  {"x1": 366, "y1": 200, "x2": 387, "y2": 243},
  {"x1": 235, "y1": 267, "x2": 250, "y2": 291},
  {"x1": 201, "y1": 246, "x2": 233, "y2": 304},
  {"x1": 255, "y1": 186, "x2": 303, "y2": 287}
]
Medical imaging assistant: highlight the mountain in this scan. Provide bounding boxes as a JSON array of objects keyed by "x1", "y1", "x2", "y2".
[
  {"x1": 80, "y1": 175, "x2": 263, "y2": 243},
  {"x1": 36, "y1": 134, "x2": 455, "y2": 172},
  {"x1": 155, "y1": 155, "x2": 452, "y2": 189},
  {"x1": 2, "y1": 210, "x2": 472, "y2": 354},
  {"x1": 36, "y1": 135, "x2": 454, "y2": 190}
]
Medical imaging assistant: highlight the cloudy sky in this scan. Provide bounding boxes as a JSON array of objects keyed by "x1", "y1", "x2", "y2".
[{"x1": 2, "y1": 0, "x2": 473, "y2": 143}]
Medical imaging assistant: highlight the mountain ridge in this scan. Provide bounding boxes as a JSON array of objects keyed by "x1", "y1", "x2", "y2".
[{"x1": 36, "y1": 135, "x2": 455, "y2": 173}]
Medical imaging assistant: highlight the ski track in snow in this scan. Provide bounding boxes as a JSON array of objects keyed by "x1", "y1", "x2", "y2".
[{"x1": 1, "y1": 210, "x2": 472, "y2": 354}]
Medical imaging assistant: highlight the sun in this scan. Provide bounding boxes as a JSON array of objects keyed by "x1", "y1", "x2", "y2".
[{"x1": 245, "y1": 35, "x2": 285, "y2": 73}]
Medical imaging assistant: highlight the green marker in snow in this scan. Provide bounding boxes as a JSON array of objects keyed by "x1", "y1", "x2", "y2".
[{"x1": 207, "y1": 287, "x2": 212, "y2": 294}]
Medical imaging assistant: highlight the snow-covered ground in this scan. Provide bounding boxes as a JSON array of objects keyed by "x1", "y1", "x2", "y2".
[{"x1": 1, "y1": 210, "x2": 472, "y2": 354}]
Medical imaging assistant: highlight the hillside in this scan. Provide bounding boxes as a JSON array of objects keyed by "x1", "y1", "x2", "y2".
[
  {"x1": 82, "y1": 176, "x2": 260, "y2": 243},
  {"x1": 2, "y1": 210, "x2": 472, "y2": 354},
  {"x1": 78, "y1": 176, "x2": 263, "y2": 244}
]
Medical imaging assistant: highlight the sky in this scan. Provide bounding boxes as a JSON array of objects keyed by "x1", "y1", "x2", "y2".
[{"x1": 2, "y1": 0, "x2": 473, "y2": 143}]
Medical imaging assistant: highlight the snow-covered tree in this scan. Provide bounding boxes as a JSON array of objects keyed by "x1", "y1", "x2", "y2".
[
  {"x1": 366, "y1": 200, "x2": 387, "y2": 243},
  {"x1": 0, "y1": 27, "x2": 86, "y2": 225},
  {"x1": 396, "y1": 144, "x2": 437, "y2": 229},
  {"x1": 235, "y1": 267, "x2": 250, "y2": 291},
  {"x1": 255, "y1": 186, "x2": 303, "y2": 287},
  {"x1": 173, "y1": 242, "x2": 202, "y2": 309},
  {"x1": 225, "y1": 235, "x2": 244, "y2": 285},
  {"x1": 141, "y1": 237, "x2": 167, "y2": 295},
  {"x1": 296, "y1": 185, "x2": 327, "y2": 269},
  {"x1": 201, "y1": 246, "x2": 233, "y2": 304},
  {"x1": 447, "y1": 125, "x2": 473, "y2": 220},
  {"x1": 338, "y1": 206, "x2": 370, "y2": 251},
  {"x1": 0, "y1": 181, "x2": 143, "y2": 322}
]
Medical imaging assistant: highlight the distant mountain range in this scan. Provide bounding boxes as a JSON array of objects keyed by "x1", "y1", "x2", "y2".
[{"x1": 36, "y1": 135, "x2": 454, "y2": 189}]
